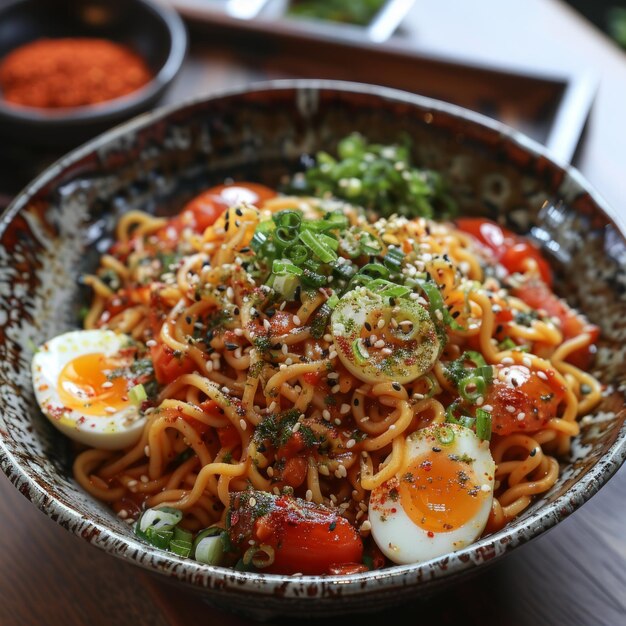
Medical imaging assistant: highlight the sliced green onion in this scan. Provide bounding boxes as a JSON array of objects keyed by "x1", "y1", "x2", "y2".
[
  {"x1": 445, "y1": 401, "x2": 475, "y2": 429},
  {"x1": 310, "y1": 303, "x2": 332, "y2": 339},
  {"x1": 332, "y1": 260, "x2": 357, "y2": 282},
  {"x1": 498, "y1": 337, "x2": 517, "y2": 350},
  {"x1": 129, "y1": 383, "x2": 147, "y2": 406},
  {"x1": 272, "y1": 259, "x2": 303, "y2": 276},
  {"x1": 299, "y1": 229, "x2": 337, "y2": 263},
  {"x1": 383, "y1": 246, "x2": 405, "y2": 270},
  {"x1": 476, "y1": 408, "x2": 492, "y2": 441},
  {"x1": 273, "y1": 210, "x2": 302, "y2": 229},
  {"x1": 270, "y1": 274, "x2": 300, "y2": 300},
  {"x1": 250, "y1": 220, "x2": 273, "y2": 252},
  {"x1": 170, "y1": 539, "x2": 192, "y2": 558},
  {"x1": 145, "y1": 528, "x2": 173, "y2": 549},
  {"x1": 285, "y1": 244, "x2": 308, "y2": 265},
  {"x1": 242, "y1": 544, "x2": 275, "y2": 569},
  {"x1": 138, "y1": 506, "x2": 183, "y2": 534},
  {"x1": 327, "y1": 293, "x2": 340, "y2": 309},
  {"x1": 458, "y1": 375, "x2": 487, "y2": 403},
  {"x1": 301, "y1": 269, "x2": 327, "y2": 288},
  {"x1": 352, "y1": 338, "x2": 370, "y2": 364},
  {"x1": 302, "y1": 211, "x2": 349, "y2": 232},
  {"x1": 462, "y1": 351, "x2": 488, "y2": 368},
  {"x1": 368, "y1": 279, "x2": 410, "y2": 299},
  {"x1": 194, "y1": 534, "x2": 224, "y2": 565},
  {"x1": 437, "y1": 425, "x2": 455, "y2": 445},
  {"x1": 358, "y1": 231, "x2": 383, "y2": 255},
  {"x1": 318, "y1": 233, "x2": 339, "y2": 251},
  {"x1": 475, "y1": 365, "x2": 494, "y2": 384},
  {"x1": 274, "y1": 226, "x2": 299, "y2": 250},
  {"x1": 419, "y1": 281, "x2": 445, "y2": 317},
  {"x1": 173, "y1": 526, "x2": 193, "y2": 544}
]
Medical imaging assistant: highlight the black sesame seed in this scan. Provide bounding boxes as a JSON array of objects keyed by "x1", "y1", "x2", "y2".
[
  {"x1": 364, "y1": 322, "x2": 372, "y2": 332},
  {"x1": 225, "y1": 343, "x2": 239, "y2": 351},
  {"x1": 235, "y1": 208, "x2": 243, "y2": 216},
  {"x1": 185, "y1": 316, "x2": 192, "y2": 324},
  {"x1": 353, "y1": 399, "x2": 360, "y2": 406},
  {"x1": 529, "y1": 448, "x2": 537, "y2": 457},
  {"x1": 233, "y1": 307, "x2": 240, "y2": 316},
  {"x1": 392, "y1": 382, "x2": 401, "y2": 392},
  {"x1": 266, "y1": 308, "x2": 276, "y2": 318},
  {"x1": 432, "y1": 446, "x2": 441, "y2": 452}
]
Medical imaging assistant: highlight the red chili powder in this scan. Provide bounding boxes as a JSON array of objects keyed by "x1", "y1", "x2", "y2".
[{"x1": 0, "y1": 38, "x2": 152, "y2": 109}]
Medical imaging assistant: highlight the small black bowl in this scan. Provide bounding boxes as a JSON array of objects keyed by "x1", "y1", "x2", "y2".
[{"x1": 0, "y1": 0, "x2": 187, "y2": 147}]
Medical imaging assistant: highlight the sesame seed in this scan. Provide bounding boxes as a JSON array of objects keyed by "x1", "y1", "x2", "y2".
[
  {"x1": 360, "y1": 520, "x2": 372, "y2": 532},
  {"x1": 412, "y1": 393, "x2": 425, "y2": 400},
  {"x1": 481, "y1": 484, "x2": 491, "y2": 492},
  {"x1": 127, "y1": 480, "x2": 138, "y2": 488},
  {"x1": 239, "y1": 419, "x2": 247, "y2": 431},
  {"x1": 346, "y1": 439, "x2": 356, "y2": 449},
  {"x1": 506, "y1": 405, "x2": 516, "y2": 413},
  {"x1": 322, "y1": 410, "x2": 331, "y2": 421},
  {"x1": 389, "y1": 424, "x2": 396, "y2": 430},
  {"x1": 323, "y1": 334, "x2": 333, "y2": 342},
  {"x1": 281, "y1": 344, "x2": 288, "y2": 355},
  {"x1": 517, "y1": 412, "x2": 526, "y2": 421},
  {"x1": 501, "y1": 357, "x2": 514, "y2": 364},
  {"x1": 377, "y1": 318, "x2": 385, "y2": 329},
  {"x1": 334, "y1": 418, "x2": 342, "y2": 426},
  {"x1": 340, "y1": 404, "x2": 351, "y2": 415},
  {"x1": 329, "y1": 350, "x2": 338, "y2": 360},
  {"x1": 140, "y1": 475, "x2": 149, "y2": 484},
  {"x1": 226, "y1": 287, "x2": 234, "y2": 300},
  {"x1": 381, "y1": 348, "x2": 393, "y2": 355},
  {"x1": 327, "y1": 372, "x2": 339, "y2": 380},
  {"x1": 318, "y1": 465, "x2": 330, "y2": 476},
  {"x1": 305, "y1": 489, "x2": 313, "y2": 502},
  {"x1": 144, "y1": 445, "x2": 150, "y2": 457},
  {"x1": 293, "y1": 315, "x2": 301, "y2": 326},
  {"x1": 249, "y1": 497, "x2": 257, "y2": 507},
  {"x1": 374, "y1": 340, "x2": 386, "y2": 349},
  {"x1": 234, "y1": 328, "x2": 243, "y2": 336},
  {"x1": 522, "y1": 356, "x2": 532, "y2": 368},
  {"x1": 482, "y1": 405, "x2": 493, "y2": 412},
  {"x1": 331, "y1": 384, "x2": 341, "y2": 393},
  {"x1": 292, "y1": 422, "x2": 301, "y2": 433},
  {"x1": 105, "y1": 407, "x2": 116, "y2": 414},
  {"x1": 476, "y1": 396, "x2": 484, "y2": 406},
  {"x1": 279, "y1": 364, "x2": 287, "y2": 370},
  {"x1": 263, "y1": 319, "x2": 271, "y2": 330},
  {"x1": 221, "y1": 386, "x2": 230, "y2": 394},
  {"x1": 537, "y1": 371, "x2": 548, "y2": 380},
  {"x1": 267, "y1": 466, "x2": 274, "y2": 477},
  {"x1": 146, "y1": 339, "x2": 157, "y2": 347},
  {"x1": 117, "y1": 509, "x2": 128, "y2": 519},
  {"x1": 285, "y1": 357, "x2": 293, "y2": 366},
  {"x1": 268, "y1": 401, "x2": 277, "y2": 412}
]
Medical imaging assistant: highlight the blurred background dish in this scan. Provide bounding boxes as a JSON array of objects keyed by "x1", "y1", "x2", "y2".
[{"x1": 0, "y1": 0, "x2": 186, "y2": 146}]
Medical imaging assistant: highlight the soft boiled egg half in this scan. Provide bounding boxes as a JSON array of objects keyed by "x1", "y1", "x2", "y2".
[
  {"x1": 369, "y1": 423, "x2": 495, "y2": 564},
  {"x1": 32, "y1": 330, "x2": 147, "y2": 450}
]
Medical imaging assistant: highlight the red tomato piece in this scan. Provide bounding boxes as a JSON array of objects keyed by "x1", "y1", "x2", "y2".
[
  {"x1": 216, "y1": 424, "x2": 240, "y2": 449},
  {"x1": 456, "y1": 217, "x2": 552, "y2": 286},
  {"x1": 228, "y1": 492, "x2": 363, "y2": 575},
  {"x1": 484, "y1": 365, "x2": 565, "y2": 435},
  {"x1": 302, "y1": 371, "x2": 322, "y2": 386},
  {"x1": 513, "y1": 279, "x2": 599, "y2": 369},
  {"x1": 207, "y1": 182, "x2": 277, "y2": 208},
  {"x1": 150, "y1": 343, "x2": 196, "y2": 385}
]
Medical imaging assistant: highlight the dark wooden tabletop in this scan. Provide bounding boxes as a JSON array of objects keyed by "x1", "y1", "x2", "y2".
[{"x1": 1, "y1": 1, "x2": 625, "y2": 625}]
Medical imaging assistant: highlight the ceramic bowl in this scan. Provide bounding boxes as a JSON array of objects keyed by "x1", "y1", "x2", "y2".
[
  {"x1": 0, "y1": 0, "x2": 187, "y2": 147},
  {"x1": 0, "y1": 80, "x2": 624, "y2": 620}
]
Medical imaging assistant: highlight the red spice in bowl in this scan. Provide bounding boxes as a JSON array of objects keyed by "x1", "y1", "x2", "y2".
[{"x1": 0, "y1": 38, "x2": 152, "y2": 109}]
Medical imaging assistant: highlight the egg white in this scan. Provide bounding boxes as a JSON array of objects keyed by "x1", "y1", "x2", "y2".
[
  {"x1": 368, "y1": 423, "x2": 495, "y2": 565},
  {"x1": 31, "y1": 329, "x2": 146, "y2": 450}
]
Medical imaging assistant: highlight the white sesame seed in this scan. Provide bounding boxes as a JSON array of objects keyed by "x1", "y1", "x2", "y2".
[
  {"x1": 117, "y1": 509, "x2": 128, "y2": 519},
  {"x1": 482, "y1": 405, "x2": 493, "y2": 412},
  {"x1": 267, "y1": 466, "x2": 274, "y2": 477},
  {"x1": 346, "y1": 439, "x2": 356, "y2": 449},
  {"x1": 340, "y1": 403, "x2": 351, "y2": 415},
  {"x1": 101, "y1": 381, "x2": 114, "y2": 389},
  {"x1": 146, "y1": 339, "x2": 157, "y2": 347},
  {"x1": 318, "y1": 465, "x2": 330, "y2": 476},
  {"x1": 329, "y1": 350, "x2": 338, "y2": 360},
  {"x1": 221, "y1": 386, "x2": 230, "y2": 394},
  {"x1": 506, "y1": 405, "x2": 516, "y2": 413},
  {"x1": 144, "y1": 445, "x2": 150, "y2": 457},
  {"x1": 279, "y1": 364, "x2": 287, "y2": 370},
  {"x1": 239, "y1": 419, "x2": 247, "y2": 431},
  {"x1": 374, "y1": 340, "x2": 386, "y2": 349},
  {"x1": 331, "y1": 384, "x2": 341, "y2": 393},
  {"x1": 412, "y1": 393, "x2": 425, "y2": 400},
  {"x1": 517, "y1": 412, "x2": 526, "y2": 421},
  {"x1": 249, "y1": 497, "x2": 257, "y2": 507},
  {"x1": 481, "y1": 484, "x2": 491, "y2": 492},
  {"x1": 305, "y1": 489, "x2": 313, "y2": 501},
  {"x1": 327, "y1": 372, "x2": 339, "y2": 379},
  {"x1": 140, "y1": 475, "x2": 149, "y2": 484},
  {"x1": 293, "y1": 315, "x2": 301, "y2": 326},
  {"x1": 360, "y1": 520, "x2": 372, "y2": 532},
  {"x1": 389, "y1": 424, "x2": 396, "y2": 430},
  {"x1": 226, "y1": 287, "x2": 234, "y2": 300},
  {"x1": 263, "y1": 319, "x2": 271, "y2": 330},
  {"x1": 105, "y1": 407, "x2": 116, "y2": 414},
  {"x1": 127, "y1": 480, "x2": 138, "y2": 488},
  {"x1": 537, "y1": 371, "x2": 548, "y2": 380},
  {"x1": 322, "y1": 410, "x2": 331, "y2": 421},
  {"x1": 501, "y1": 357, "x2": 514, "y2": 364},
  {"x1": 285, "y1": 357, "x2": 293, "y2": 366},
  {"x1": 334, "y1": 418, "x2": 342, "y2": 426},
  {"x1": 323, "y1": 334, "x2": 333, "y2": 342},
  {"x1": 377, "y1": 318, "x2": 386, "y2": 329},
  {"x1": 381, "y1": 348, "x2": 393, "y2": 355},
  {"x1": 234, "y1": 328, "x2": 244, "y2": 336},
  {"x1": 476, "y1": 396, "x2": 484, "y2": 406},
  {"x1": 292, "y1": 422, "x2": 301, "y2": 433},
  {"x1": 522, "y1": 356, "x2": 532, "y2": 368},
  {"x1": 281, "y1": 344, "x2": 288, "y2": 355},
  {"x1": 268, "y1": 401, "x2": 277, "y2": 412}
]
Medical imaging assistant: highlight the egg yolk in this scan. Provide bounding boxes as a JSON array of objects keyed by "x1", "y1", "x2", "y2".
[
  {"x1": 397, "y1": 453, "x2": 486, "y2": 533},
  {"x1": 57, "y1": 352, "x2": 130, "y2": 416}
]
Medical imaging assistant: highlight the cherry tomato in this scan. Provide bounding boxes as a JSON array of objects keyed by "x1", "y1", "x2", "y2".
[
  {"x1": 206, "y1": 182, "x2": 277, "y2": 208},
  {"x1": 228, "y1": 492, "x2": 363, "y2": 575},
  {"x1": 456, "y1": 217, "x2": 552, "y2": 286},
  {"x1": 513, "y1": 279, "x2": 599, "y2": 369},
  {"x1": 484, "y1": 365, "x2": 565, "y2": 435},
  {"x1": 150, "y1": 343, "x2": 196, "y2": 385}
]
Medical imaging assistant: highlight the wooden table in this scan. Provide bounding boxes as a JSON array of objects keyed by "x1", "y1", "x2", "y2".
[{"x1": 1, "y1": 1, "x2": 625, "y2": 625}]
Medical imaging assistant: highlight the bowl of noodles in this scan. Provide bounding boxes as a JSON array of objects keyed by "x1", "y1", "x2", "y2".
[{"x1": 0, "y1": 80, "x2": 625, "y2": 618}]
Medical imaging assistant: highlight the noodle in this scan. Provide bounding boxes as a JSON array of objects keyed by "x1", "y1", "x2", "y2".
[{"x1": 72, "y1": 182, "x2": 601, "y2": 569}]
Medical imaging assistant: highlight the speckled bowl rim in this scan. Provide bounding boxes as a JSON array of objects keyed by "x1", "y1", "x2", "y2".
[{"x1": 1, "y1": 79, "x2": 625, "y2": 600}]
